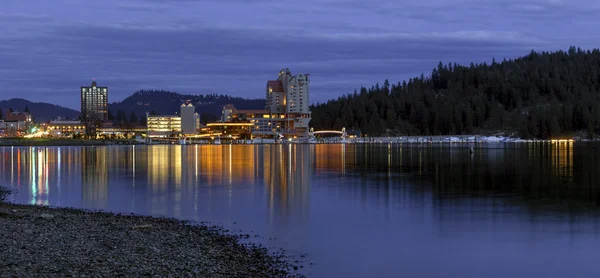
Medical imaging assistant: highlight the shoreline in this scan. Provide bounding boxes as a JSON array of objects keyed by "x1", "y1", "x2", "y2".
[
  {"x1": 0, "y1": 138, "x2": 141, "y2": 147},
  {"x1": 0, "y1": 188, "x2": 302, "y2": 277},
  {"x1": 0, "y1": 135, "x2": 592, "y2": 147}
]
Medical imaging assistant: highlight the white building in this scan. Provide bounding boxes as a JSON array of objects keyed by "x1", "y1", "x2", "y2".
[
  {"x1": 280, "y1": 69, "x2": 310, "y2": 114},
  {"x1": 146, "y1": 101, "x2": 199, "y2": 137},
  {"x1": 180, "y1": 101, "x2": 199, "y2": 135},
  {"x1": 265, "y1": 68, "x2": 311, "y2": 136}
]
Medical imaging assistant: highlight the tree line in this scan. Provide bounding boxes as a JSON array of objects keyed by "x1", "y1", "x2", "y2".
[
  {"x1": 310, "y1": 47, "x2": 600, "y2": 139},
  {"x1": 108, "y1": 110, "x2": 146, "y2": 127}
]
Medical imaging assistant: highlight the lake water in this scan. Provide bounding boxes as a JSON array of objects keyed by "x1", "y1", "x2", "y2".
[{"x1": 1, "y1": 143, "x2": 600, "y2": 277}]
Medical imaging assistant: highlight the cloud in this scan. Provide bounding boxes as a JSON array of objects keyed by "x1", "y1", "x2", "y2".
[{"x1": 0, "y1": 0, "x2": 596, "y2": 109}]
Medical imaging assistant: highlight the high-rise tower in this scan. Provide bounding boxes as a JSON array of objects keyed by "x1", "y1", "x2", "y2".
[{"x1": 81, "y1": 81, "x2": 108, "y2": 134}]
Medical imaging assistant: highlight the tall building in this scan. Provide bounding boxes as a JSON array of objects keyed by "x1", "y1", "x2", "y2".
[
  {"x1": 81, "y1": 81, "x2": 108, "y2": 131},
  {"x1": 180, "y1": 100, "x2": 199, "y2": 135},
  {"x1": 265, "y1": 68, "x2": 311, "y2": 136},
  {"x1": 266, "y1": 79, "x2": 286, "y2": 113},
  {"x1": 219, "y1": 68, "x2": 312, "y2": 138}
]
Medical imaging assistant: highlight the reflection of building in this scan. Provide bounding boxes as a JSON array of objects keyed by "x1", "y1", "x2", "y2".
[
  {"x1": 219, "y1": 68, "x2": 312, "y2": 137},
  {"x1": 81, "y1": 147, "x2": 108, "y2": 206},
  {"x1": 146, "y1": 114, "x2": 182, "y2": 137},
  {"x1": 263, "y1": 145, "x2": 311, "y2": 223},
  {"x1": 551, "y1": 141, "x2": 574, "y2": 178},
  {"x1": 81, "y1": 81, "x2": 108, "y2": 133},
  {"x1": 147, "y1": 146, "x2": 182, "y2": 188}
]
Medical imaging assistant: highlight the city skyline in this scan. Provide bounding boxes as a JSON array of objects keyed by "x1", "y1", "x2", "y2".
[{"x1": 1, "y1": 0, "x2": 598, "y2": 109}]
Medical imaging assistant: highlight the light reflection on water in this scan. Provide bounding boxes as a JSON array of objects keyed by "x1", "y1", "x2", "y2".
[{"x1": 1, "y1": 143, "x2": 600, "y2": 277}]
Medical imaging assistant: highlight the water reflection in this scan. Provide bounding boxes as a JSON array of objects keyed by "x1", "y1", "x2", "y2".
[
  {"x1": 82, "y1": 147, "x2": 108, "y2": 207},
  {"x1": 1, "y1": 143, "x2": 596, "y2": 214},
  {"x1": 1, "y1": 143, "x2": 600, "y2": 277}
]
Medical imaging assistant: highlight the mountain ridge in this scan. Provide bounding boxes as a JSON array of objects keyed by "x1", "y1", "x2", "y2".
[{"x1": 0, "y1": 91, "x2": 267, "y2": 123}]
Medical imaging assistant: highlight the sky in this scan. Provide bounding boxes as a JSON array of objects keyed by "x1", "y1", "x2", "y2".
[{"x1": 0, "y1": 0, "x2": 598, "y2": 110}]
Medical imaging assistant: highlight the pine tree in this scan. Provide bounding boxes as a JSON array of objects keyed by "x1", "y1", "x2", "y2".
[
  {"x1": 139, "y1": 114, "x2": 147, "y2": 126},
  {"x1": 129, "y1": 111, "x2": 138, "y2": 125},
  {"x1": 24, "y1": 105, "x2": 30, "y2": 113}
]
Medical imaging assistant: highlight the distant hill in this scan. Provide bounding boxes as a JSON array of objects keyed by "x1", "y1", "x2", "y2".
[
  {"x1": 108, "y1": 90, "x2": 266, "y2": 123},
  {"x1": 311, "y1": 46, "x2": 600, "y2": 139},
  {"x1": 0, "y1": 98, "x2": 79, "y2": 122},
  {"x1": 0, "y1": 91, "x2": 266, "y2": 124}
]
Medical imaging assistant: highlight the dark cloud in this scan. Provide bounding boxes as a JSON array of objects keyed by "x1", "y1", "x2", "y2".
[{"x1": 0, "y1": 0, "x2": 595, "y2": 109}]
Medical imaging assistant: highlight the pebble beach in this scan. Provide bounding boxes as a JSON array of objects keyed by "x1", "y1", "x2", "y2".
[{"x1": 0, "y1": 187, "x2": 301, "y2": 277}]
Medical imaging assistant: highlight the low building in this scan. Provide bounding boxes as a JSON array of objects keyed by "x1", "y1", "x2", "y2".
[
  {"x1": 205, "y1": 123, "x2": 254, "y2": 139},
  {"x1": 219, "y1": 106, "x2": 310, "y2": 138},
  {"x1": 146, "y1": 114, "x2": 181, "y2": 137},
  {"x1": 97, "y1": 125, "x2": 147, "y2": 138},
  {"x1": 0, "y1": 120, "x2": 26, "y2": 136},
  {"x1": 43, "y1": 119, "x2": 86, "y2": 137}
]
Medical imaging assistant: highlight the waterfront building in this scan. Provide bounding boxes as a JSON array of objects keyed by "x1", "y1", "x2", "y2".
[
  {"x1": 146, "y1": 114, "x2": 182, "y2": 137},
  {"x1": 217, "y1": 68, "x2": 312, "y2": 138},
  {"x1": 206, "y1": 122, "x2": 254, "y2": 139},
  {"x1": 265, "y1": 68, "x2": 311, "y2": 137},
  {"x1": 81, "y1": 81, "x2": 108, "y2": 133},
  {"x1": 97, "y1": 125, "x2": 147, "y2": 138},
  {"x1": 43, "y1": 119, "x2": 86, "y2": 137}
]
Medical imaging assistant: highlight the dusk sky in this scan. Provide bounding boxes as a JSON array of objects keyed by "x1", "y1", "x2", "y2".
[{"x1": 1, "y1": 0, "x2": 596, "y2": 110}]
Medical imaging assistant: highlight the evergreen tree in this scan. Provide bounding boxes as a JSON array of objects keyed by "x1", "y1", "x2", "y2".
[
  {"x1": 139, "y1": 114, "x2": 147, "y2": 126},
  {"x1": 24, "y1": 105, "x2": 30, "y2": 113},
  {"x1": 0, "y1": 108, "x2": 3, "y2": 120},
  {"x1": 129, "y1": 111, "x2": 138, "y2": 125}
]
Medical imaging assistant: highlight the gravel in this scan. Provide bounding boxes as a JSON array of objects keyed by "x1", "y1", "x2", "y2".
[{"x1": 0, "y1": 189, "x2": 302, "y2": 277}]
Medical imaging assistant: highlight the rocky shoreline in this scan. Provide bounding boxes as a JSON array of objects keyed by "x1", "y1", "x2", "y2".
[{"x1": 0, "y1": 188, "x2": 302, "y2": 277}]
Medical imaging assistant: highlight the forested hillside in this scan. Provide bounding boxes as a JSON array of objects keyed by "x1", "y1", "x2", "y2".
[
  {"x1": 108, "y1": 90, "x2": 265, "y2": 125},
  {"x1": 0, "y1": 98, "x2": 79, "y2": 121},
  {"x1": 310, "y1": 47, "x2": 600, "y2": 139}
]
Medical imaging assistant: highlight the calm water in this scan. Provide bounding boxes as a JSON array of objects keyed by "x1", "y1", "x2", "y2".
[{"x1": 1, "y1": 143, "x2": 600, "y2": 277}]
